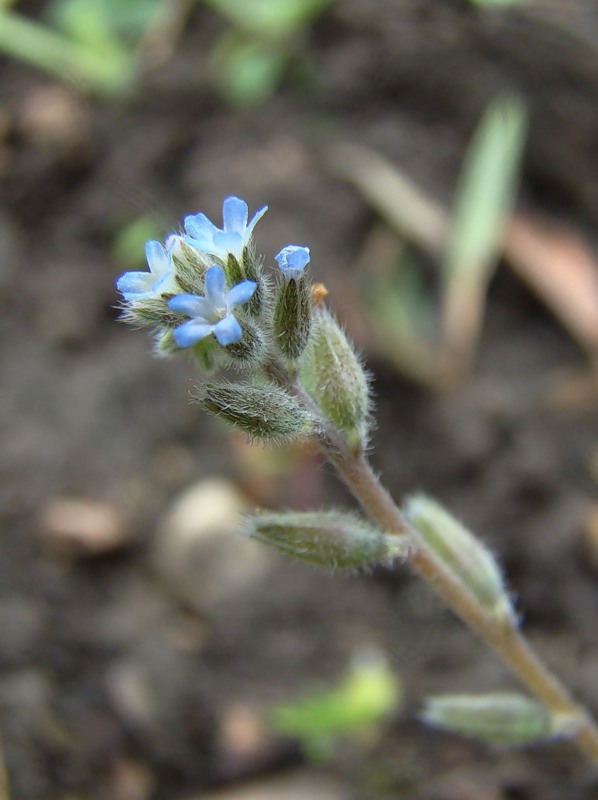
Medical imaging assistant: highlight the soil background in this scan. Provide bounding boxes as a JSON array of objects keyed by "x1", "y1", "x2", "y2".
[{"x1": 1, "y1": 1, "x2": 598, "y2": 798}]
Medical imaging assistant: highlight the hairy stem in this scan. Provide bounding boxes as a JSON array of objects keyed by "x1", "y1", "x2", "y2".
[{"x1": 323, "y1": 444, "x2": 598, "y2": 764}]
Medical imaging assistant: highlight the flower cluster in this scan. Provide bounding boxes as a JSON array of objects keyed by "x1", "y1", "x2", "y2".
[
  {"x1": 116, "y1": 196, "x2": 310, "y2": 357},
  {"x1": 117, "y1": 194, "x2": 370, "y2": 451}
]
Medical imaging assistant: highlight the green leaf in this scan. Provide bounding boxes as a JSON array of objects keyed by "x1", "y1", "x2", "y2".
[
  {"x1": 0, "y1": 9, "x2": 134, "y2": 95},
  {"x1": 214, "y1": 36, "x2": 286, "y2": 106},
  {"x1": 271, "y1": 653, "x2": 401, "y2": 760},
  {"x1": 443, "y1": 95, "x2": 527, "y2": 288},
  {"x1": 440, "y1": 95, "x2": 527, "y2": 382},
  {"x1": 205, "y1": 0, "x2": 330, "y2": 38},
  {"x1": 46, "y1": 0, "x2": 161, "y2": 43},
  {"x1": 112, "y1": 214, "x2": 164, "y2": 267}
]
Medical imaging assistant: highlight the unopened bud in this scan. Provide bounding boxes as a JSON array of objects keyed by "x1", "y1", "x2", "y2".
[
  {"x1": 197, "y1": 381, "x2": 315, "y2": 442},
  {"x1": 243, "y1": 510, "x2": 407, "y2": 569},
  {"x1": 301, "y1": 309, "x2": 371, "y2": 451},
  {"x1": 273, "y1": 276, "x2": 312, "y2": 361},
  {"x1": 421, "y1": 692, "x2": 552, "y2": 746},
  {"x1": 405, "y1": 495, "x2": 515, "y2": 625}
]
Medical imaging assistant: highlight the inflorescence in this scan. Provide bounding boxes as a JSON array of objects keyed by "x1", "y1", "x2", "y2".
[
  {"x1": 115, "y1": 196, "x2": 598, "y2": 760},
  {"x1": 116, "y1": 195, "x2": 369, "y2": 447}
]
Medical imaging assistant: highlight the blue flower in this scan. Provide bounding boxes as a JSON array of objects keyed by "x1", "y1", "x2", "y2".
[
  {"x1": 275, "y1": 245, "x2": 311, "y2": 280},
  {"x1": 116, "y1": 236, "x2": 180, "y2": 301},
  {"x1": 167, "y1": 264, "x2": 256, "y2": 347},
  {"x1": 184, "y1": 196, "x2": 268, "y2": 261}
]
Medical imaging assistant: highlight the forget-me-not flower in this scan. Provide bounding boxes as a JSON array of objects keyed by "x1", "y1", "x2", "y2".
[
  {"x1": 184, "y1": 196, "x2": 267, "y2": 262},
  {"x1": 275, "y1": 245, "x2": 311, "y2": 280},
  {"x1": 167, "y1": 264, "x2": 256, "y2": 348},
  {"x1": 117, "y1": 236, "x2": 180, "y2": 301}
]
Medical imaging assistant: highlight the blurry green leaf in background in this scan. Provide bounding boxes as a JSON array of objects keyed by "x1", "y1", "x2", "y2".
[
  {"x1": 47, "y1": 0, "x2": 162, "y2": 45},
  {"x1": 211, "y1": 35, "x2": 286, "y2": 106},
  {"x1": 207, "y1": 0, "x2": 330, "y2": 106},
  {"x1": 0, "y1": 0, "x2": 159, "y2": 95},
  {"x1": 205, "y1": 0, "x2": 329, "y2": 38},
  {"x1": 270, "y1": 651, "x2": 401, "y2": 762},
  {"x1": 0, "y1": 0, "x2": 330, "y2": 104},
  {"x1": 112, "y1": 214, "x2": 165, "y2": 268},
  {"x1": 336, "y1": 94, "x2": 527, "y2": 390},
  {"x1": 440, "y1": 95, "x2": 527, "y2": 383}
]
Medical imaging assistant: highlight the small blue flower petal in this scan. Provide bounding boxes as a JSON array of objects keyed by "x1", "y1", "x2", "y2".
[
  {"x1": 145, "y1": 240, "x2": 168, "y2": 275},
  {"x1": 183, "y1": 196, "x2": 268, "y2": 260},
  {"x1": 275, "y1": 245, "x2": 311, "y2": 279},
  {"x1": 173, "y1": 320, "x2": 213, "y2": 347},
  {"x1": 222, "y1": 196, "x2": 248, "y2": 233},
  {"x1": 213, "y1": 230, "x2": 243, "y2": 256},
  {"x1": 152, "y1": 271, "x2": 176, "y2": 295},
  {"x1": 213, "y1": 315, "x2": 243, "y2": 346},
  {"x1": 116, "y1": 270, "x2": 155, "y2": 300},
  {"x1": 168, "y1": 293, "x2": 211, "y2": 318},
  {"x1": 204, "y1": 265, "x2": 226, "y2": 308},
  {"x1": 117, "y1": 236, "x2": 178, "y2": 301},
  {"x1": 225, "y1": 280, "x2": 256, "y2": 309},
  {"x1": 245, "y1": 204, "x2": 268, "y2": 239},
  {"x1": 183, "y1": 212, "x2": 219, "y2": 243}
]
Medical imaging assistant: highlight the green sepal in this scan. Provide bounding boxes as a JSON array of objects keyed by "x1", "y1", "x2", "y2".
[
  {"x1": 421, "y1": 692, "x2": 552, "y2": 746},
  {"x1": 273, "y1": 275, "x2": 312, "y2": 361},
  {"x1": 223, "y1": 317, "x2": 266, "y2": 366},
  {"x1": 405, "y1": 495, "x2": 516, "y2": 625},
  {"x1": 243, "y1": 509, "x2": 408, "y2": 569},
  {"x1": 300, "y1": 308, "x2": 371, "y2": 451},
  {"x1": 153, "y1": 328, "x2": 180, "y2": 357},
  {"x1": 196, "y1": 380, "x2": 316, "y2": 442},
  {"x1": 226, "y1": 253, "x2": 245, "y2": 286},
  {"x1": 191, "y1": 337, "x2": 221, "y2": 372},
  {"x1": 241, "y1": 247, "x2": 270, "y2": 316},
  {"x1": 171, "y1": 241, "x2": 209, "y2": 295},
  {"x1": 120, "y1": 296, "x2": 183, "y2": 329}
]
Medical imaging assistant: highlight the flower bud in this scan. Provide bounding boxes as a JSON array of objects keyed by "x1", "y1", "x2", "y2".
[
  {"x1": 243, "y1": 510, "x2": 407, "y2": 569},
  {"x1": 421, "y1": 692, "x2": 552, "y2": 746},
  {"x1": 300, "y1": 309, "x2": 371, "y2": 451},
  {"x1": 405, "y1": 495, "x2": 515, "y2": 625},
  {"x1": 196, "y1": 381, "x2": 315, "y2": 442},
  {"x1": 272, "y1": 276, "x2": 312, "y2": 361}
]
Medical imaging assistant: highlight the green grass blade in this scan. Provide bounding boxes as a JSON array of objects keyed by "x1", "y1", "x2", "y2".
[
  {"x1": 441, "y1": 96, "x2": 527, "y2": 384},
  {"x1": 0, "y1": 9, "x2": 134, "y2": 95}
]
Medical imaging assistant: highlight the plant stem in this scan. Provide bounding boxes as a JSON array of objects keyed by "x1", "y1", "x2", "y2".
[{"x1": 324, "y1": 444, "x2": 598, "y2": 764}]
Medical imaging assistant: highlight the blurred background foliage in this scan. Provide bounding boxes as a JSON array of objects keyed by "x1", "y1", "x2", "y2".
[{"x1": 0, "y1": 0, "x2": 332, "y2": 102}]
